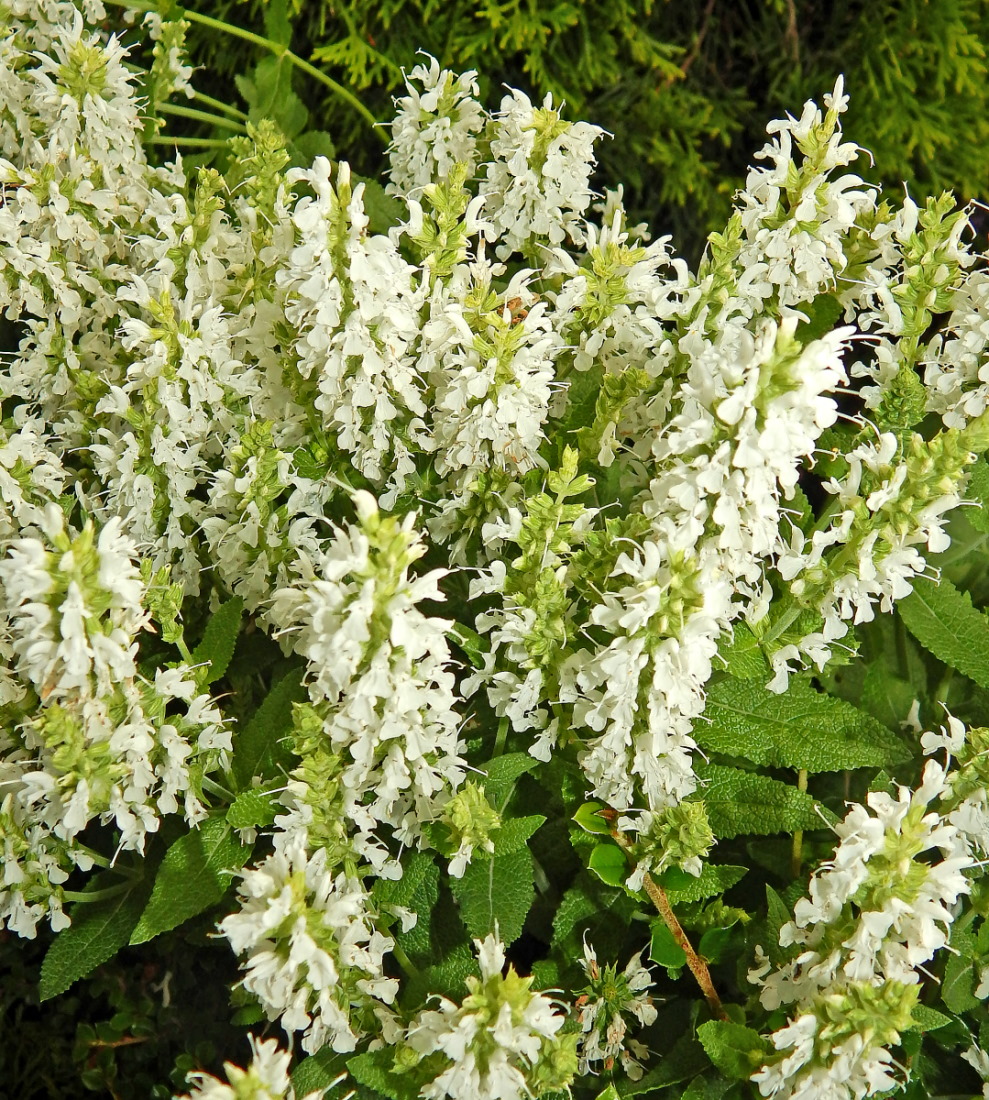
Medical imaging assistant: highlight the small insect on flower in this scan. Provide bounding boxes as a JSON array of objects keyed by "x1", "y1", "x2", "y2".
[{"x1": 505, "y1": 295, "x2": 540, "y2": 324}]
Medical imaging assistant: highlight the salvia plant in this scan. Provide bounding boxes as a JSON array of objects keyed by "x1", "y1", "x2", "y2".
[{"x1": 4, "y1": 4, "x2": 989, "y2": 1099}]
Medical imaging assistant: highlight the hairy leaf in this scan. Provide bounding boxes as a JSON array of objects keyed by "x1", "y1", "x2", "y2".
[
  {"x1": 40, "y1": 873, "x2": 150, "y2": 1001},
  {"x1": 699, "y1": 678, "x2": 910, "y2": 772},
  {"x1": 697, "y1": 1020, "x2": 771, "y2": 1081},
  {"x1": 899, "y1": 575, "x2": 989, "y2": 689},
  {"x1": 450, "y1": 847, "x2": 534, "y2": 946},
  {"x1": 659, "y1": 864, "x2": 748, "y2": 905},
  {"x1": 231, "y1": 668, "x2": 306, "y2": 790},
  {"x1": 696, "y1": 765, "x2": 826, "y2": 839},
  {"x1": 190, "y1": 595, "x2": 244, "y2": 685},
  {"x1": 374, "y1": 852, "x2": 440, "y2": 960},
  {"x1": 130, "y1": 817, "x2": 249, "y2": 944}
]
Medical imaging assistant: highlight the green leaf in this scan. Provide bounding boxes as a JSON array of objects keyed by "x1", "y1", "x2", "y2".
[
  {"x1": 573, "y1": 801, "x2": 613, "y2": 835},
  {"x1": 697, "y1": 1020, "x2": 770, "y2": 1081},
  {"x1": 899, "y1": 574, "x2": 989, "y2": 689},
  {"x1": 649, "y1": 921, "x2": 687, "y2": 970},
  {"x1": 617, "y1": 1032, "x2": 708, "y2": 1096},
  {"x1": 697, "y1": 764, "x2": 827, "y2": 839},
  {"x1": 226, "y1": 788, "x2": 278, "y2": 830},
  {"x1": 658, "y1": 864, "x2": 747, "y2": 905},
  {"x1": 493, "y1": 815, "x2": 545, "y2": 855},
  {"x1": 479, "y1": 753, "x2": 539, "y2": 809},
  {"x1": 450, "y1": 847, "x2": 534, "y2": 946},
  {"x1": 348, "y1": 1049, "x2": 419, "y2": 1100},
  {"x1": 698, "y1": 926, "x2": 735, "y2": 964},
  {"x1": 231, "y1": 668, "x2": 306, "y2": 791},
  {"x1": 943, "y1": 925, "x2": 978, "y2": 1013},
  {"x1": 130, "y1": 818, "x2": 249, "y2": 945},
  {"x1": 860, "y1": 665, "x2": 918, "y2": 731},
  {"x1": 40, "y1": 873, "x2": 150, "y2": 1001},
  {"x1": 374, "y1": 852, "x2": 440, "y2": 960},
  {"x1": 680, "y1": 1074, "x2": 736, "y2": 1100},
  {"x1": 447, "y1": 622, "x2": 488, "y2": 669},
  {"x1": 699, "y1": 678, "x2": 910, "y2": 773},
  {"x1": 403, "y1": 942, "x2": 479, "y2": 1006},
  {"x1": 587, "y1": 842, "x2": 628, "y2": 887},
  {"x1": 966, "y1": 459, "x2": 989, "y2": 533},
  {"x1": 716, "y1": 622, "x2": 769, "y2": 679},
  {"x1": 291, "y1": 1050, "x2": 348, "y2": 1098},
  {"x1": 795, "y1": 293, "x2": 843, "y2": 343},
  {"x1": 190, "y1": 595, "x2": 243, "y2": 685},
  {"x1": 909, "y1": 1004, "x2": 953, "y2": 1032},
  {"x1": 762, "y1": 886, "x2": 792, "y2": 967}
]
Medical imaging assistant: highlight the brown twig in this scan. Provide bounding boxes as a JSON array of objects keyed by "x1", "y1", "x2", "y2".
[{"x1": 602, "y1": 811, "x2": 728, "y2": 1020}]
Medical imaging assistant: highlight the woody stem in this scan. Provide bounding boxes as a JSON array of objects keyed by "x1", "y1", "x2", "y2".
[{"x1": 608, "y1": 822, "x2": 727, "y2": 1020}]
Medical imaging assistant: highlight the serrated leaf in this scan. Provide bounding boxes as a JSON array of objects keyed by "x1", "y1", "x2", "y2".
[
  {"x1": 374, "y1": 852, "x2": 440, "y2": 960},
  {"x1": 860, "y1": 665, "x2": 918, "y2": 731},
  {"x1": 943, "y1": 925, "x2": 978, "y2": 1013},
  {"x1": 966, "y1": 459, "x2": 989, "y2": 533},
  {"x1": 697, "y1": 765, "x2": 826, "y2": 839},
  {"x1": 493, "y1": 815, "x2": 545, "y2": 855},
  {"x1": 450, "y1": 847, "x2": 534, "y2": 946},
  {"x1": 680, "y1": 1075, "x2": 736, "y2": 1100},
  {"x1": 348, "y1": 1049, "x2": 418, "y2": 1100},
  {"x1": 587, "y1": 842, "x2": 628, "y2": 887},
  {"x1": 40, "y1": 874, "x2": 150, "y2": 1001},
  {"x1": 478, "y1": 753, "x2": 539, "y2": 809},
  {"x1": 795, "y1": 293, "x2": 843, "y2": 343},
  {"x1": 190, "y1": 595, "x2": 243, "y2": 685},
  {"x1": 226, "y1": 788, "x2": 278, "y2": 830},
  {"x1": 403, "y1": 942, "x2": 479, "y2": 1006},
  {"x1": 697, "y1": 1020, "x2": 771, "y2": 1081},
  {"x1": 130, "y1": 818, "x2": 249, "y2": 944},
  {"x1": 899, "y1": 574, "x2": 989, "y2": 689},
  {"x1": 649, "y1": 921, "x2": 687, "y2": 969},
  {"x1": 291, "y1": 130, "x2": 335, "y2": 164},
  {"x1": 231, "y1": 668, "x2": 306, "y2": 791},
  {"x1": 716, "y1": 622, "x2": 769, "y2": 679},
  {"x1": 659, "y1": 864, "x2": 748, "y2": 905},
  {"x1": 909, "y1": 1004, "x2": 952, "y2": 1032},
  {"x1": 762, "y1": 886, "x2": 792, "y2": 967},
  {"x1": 291, "y1": 1050, "x2": 348, "y2": 1097},
  {"x1": 700, "y1": 678, "x2": 910, "y2": 773}
]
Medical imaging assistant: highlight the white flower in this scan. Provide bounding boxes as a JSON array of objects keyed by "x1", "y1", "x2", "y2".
[
  {"x1": 388, "y1": 56, "x2": 487, "y2": 196},
  {"x1": 176, "y1": 1034, "x2": 332, "y2": 1100},
  {"x1": 479, "y1": 89, "x2": 605, "y2": 259},
  {"x1": 406, "y1": 933, "x2": 574, "y2": 1100},
  {"x1": 219, "y1": 838, "x2": 398, "y2": 1055}
]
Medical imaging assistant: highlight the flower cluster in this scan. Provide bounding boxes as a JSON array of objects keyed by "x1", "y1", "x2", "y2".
[
  {"x1": 402, "y1": 933, "x2": 577, "y2": 1100},
  {"x1": 575, "y1": 942, "x2": 657, "y2": 1080},
  {"x1": 750, "y1": 760, "x2": 975, "y2": 1099}
]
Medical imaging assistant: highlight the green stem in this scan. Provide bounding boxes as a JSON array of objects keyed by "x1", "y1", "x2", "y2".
[
  {"x1": 791, "y1": 769, "x2": 808, "y2": 878},
  {"x1": 72, "y1": 843, "x2": 113, "y2": 869},
  {"x1": 149, "y1": 136, "x2": 231, "y2": 148},
  {"x1": 63, "y1": 883, "x2": 133, "y2": 903},
  {"x1": 191, "y1": 89, "x2": 248, "y2": 120},
  {"x1": 104, "y1": 0, "x2": 383, "y2": 138},
  {"x1": 158, "y1": 102, "x2": 246, "y2": 131},
  {"x1": 492, "y1": 715, "x2": 509, "y2": 758},
  {"x1": 390, "y1": 942, "x2": 420, "y2": 979}
]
